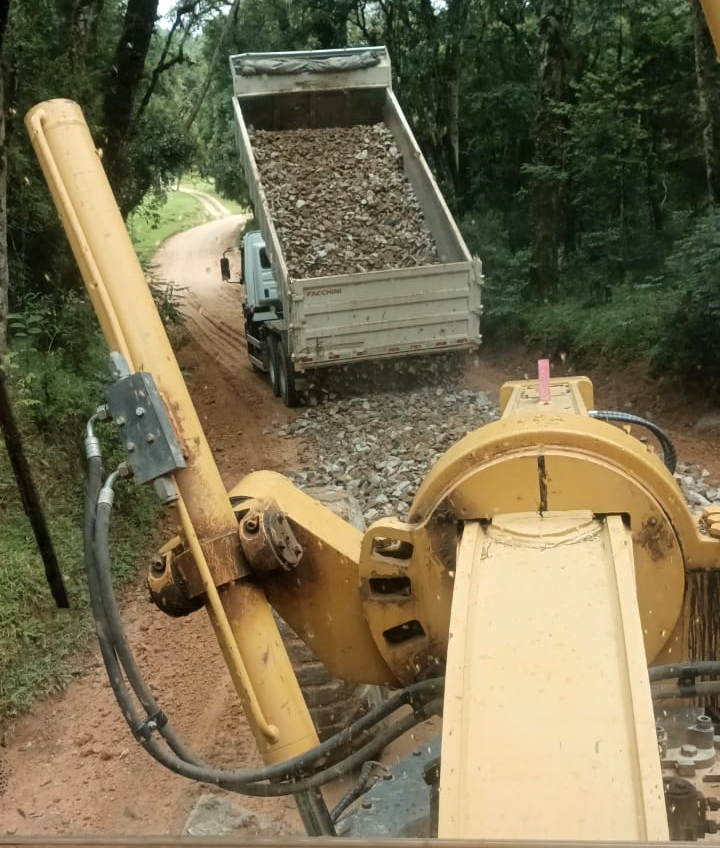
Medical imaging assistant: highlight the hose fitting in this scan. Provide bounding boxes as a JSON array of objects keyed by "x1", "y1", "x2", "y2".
[{"x1": 98, "y1": 469, "x2": 120, "y2": 508}]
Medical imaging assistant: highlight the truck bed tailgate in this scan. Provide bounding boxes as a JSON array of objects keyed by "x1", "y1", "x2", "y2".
[{"x1": 290, "y1": 260, "x2": 481, "y2": 369}]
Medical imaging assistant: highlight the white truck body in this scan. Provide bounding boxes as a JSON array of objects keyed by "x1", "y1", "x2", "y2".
[{"x1": 229, "y1": 46, "x2": 482, "y2": 393}]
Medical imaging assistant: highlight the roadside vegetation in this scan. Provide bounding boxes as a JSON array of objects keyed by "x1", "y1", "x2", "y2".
[{"x1": 0, "y1": 183, "x2": 230, "y2": 730}]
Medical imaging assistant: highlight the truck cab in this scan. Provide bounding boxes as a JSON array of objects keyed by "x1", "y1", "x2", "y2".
[
  {"x1": 239, "y1": 231, "x2": 301, "y2": 404},
  {"x1": 242, "y1": 230, "x2": 281, "y2": 318}
]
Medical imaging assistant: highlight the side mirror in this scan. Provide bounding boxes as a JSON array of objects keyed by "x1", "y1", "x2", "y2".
[{"x1": 220, "y1": 256, "x2": 231, "y2": 282}]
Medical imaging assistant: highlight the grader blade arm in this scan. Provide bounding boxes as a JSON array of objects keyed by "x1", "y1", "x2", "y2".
[{"x1": 440, "y1": 511, "x2": 668, "y2": 840}]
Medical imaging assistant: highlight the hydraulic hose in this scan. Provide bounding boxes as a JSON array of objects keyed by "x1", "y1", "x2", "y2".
[
  {"x1": 652, "y1": 680, "x2": 720, "y2": 700},
  {"x1": 133, "y1": 694, "x2": 442, "y2": 796},
  {"x1": 93, "y1": 476, "x2": 203, "y2": 766},
  {"x1": 84, "y1": 434, "x2": 444, "y2": 795},
  {"x1": 83, "y1": 454, "x2": 147, "y2": 736},
  {"x1": 649, "y1": 661, "x2": 720, "y2": 682},
  {"x1": 588, "y1": 410, "x2": 677, "y2": 473},
  {"x1": 331, "y1": 760, "x2": 384, "y2": 822},
  {"x1": 650, "y1": 660, "x2": 720, "y2": 699}
]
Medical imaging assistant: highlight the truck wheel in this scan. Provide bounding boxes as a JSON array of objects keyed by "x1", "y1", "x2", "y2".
[
  {"x1": 277, "y1": 344, "x2": 299, "y2": 407},
  {"x1": 267, "y1": 336, "x2": 281, "y2": 396}
]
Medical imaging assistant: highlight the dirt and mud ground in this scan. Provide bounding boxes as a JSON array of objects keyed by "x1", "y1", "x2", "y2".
[{"x1": 2, "y1": 191, "x2": 720, "y2": 837}]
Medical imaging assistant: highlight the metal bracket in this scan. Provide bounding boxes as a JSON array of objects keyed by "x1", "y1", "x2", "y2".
[
  {"x1": 105, "y1": 370, "x2": 186, "y2": 484},
  {"x1": 238, "y1": 499, "x2": 303, "y2": 573}
]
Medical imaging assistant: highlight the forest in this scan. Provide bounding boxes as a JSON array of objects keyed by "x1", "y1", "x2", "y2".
[{"x1": 1, "y1": 1, "x2": 719, "y2": 387}]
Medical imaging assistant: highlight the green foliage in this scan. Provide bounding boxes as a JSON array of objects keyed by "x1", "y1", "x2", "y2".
[
  {"x1": 8, "y1": 0, "x2": 720, "y2": 724},
  {"x1": 0, "y1": 333, "x2": 160, "y2": 728},
  {"x1": 460, "y1": 210, "x2": 530, "y2": 341},
  {"x1": 128, "y1": 187, "x2": 211, "y2": 264},
  {"x1": 652, "y1": 213, "x2": 720, "y2": 396},
  {"x1": 523, "y1": 285, "x2": 674, "y2": 361}
]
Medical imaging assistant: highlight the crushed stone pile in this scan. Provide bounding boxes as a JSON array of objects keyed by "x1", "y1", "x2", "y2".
[
  {"x1": 280, "y1": 385, "x2": 498, "y2": 525},
  {"x1": 251, "y1": 123, "x2": 439, "y2": 279}
]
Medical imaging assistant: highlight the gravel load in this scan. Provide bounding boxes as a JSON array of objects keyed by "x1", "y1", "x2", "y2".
[
  {"x1": 676, "y1": 462, "x2": 720, "y2": 511},
  {"x1": 280, "y1": 385, "x2": 499, "y2": 524},
  {"x1": 279, "y1": 387, "x2": 718, "y2": 526},
  {"x1": 308, "y1": 352, "x2": 472, "y2": 400},
  {"x1": 251, "y1": 123, "x2": 439, "y2": 279}
]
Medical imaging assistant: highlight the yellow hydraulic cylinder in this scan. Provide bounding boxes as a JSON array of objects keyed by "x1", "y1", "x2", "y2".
[
  {"x1": 25, "y1": 99, "x2": 318, "y2": 763},
  {"x1": 700, "y1": 0, "x2": 720, "y2": 61}
]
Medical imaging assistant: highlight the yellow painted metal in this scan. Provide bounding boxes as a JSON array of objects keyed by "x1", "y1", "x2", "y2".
[
  {"x1": 229, "y1": 472, "x2": 397, "y2": 685},
  {"x1": 439, "y1": 513, "x2": 668, "y2": 840},
  {"x1": 408, "y1": 410, "x2": 699, "y2": 663},
  {"x1": 499, "y1": 375, "x2": 594, "y2": 416},
  {"x1": 232, "y1": 380, "x2": 716, "y2": 682},
  {"x1": 700, "y1": 0, "x2": 720, "y2": 61},
  {"x1": 357, "y1": 517, "x2": 453, "y2": 685},
  {"x1": 25, "y1": 99, "x2": 318, "y2": 763}
]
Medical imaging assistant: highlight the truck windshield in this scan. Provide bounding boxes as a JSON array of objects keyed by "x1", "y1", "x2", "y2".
[{"x1": 259, "y1": 247, "x2": 271, "y2": 269}]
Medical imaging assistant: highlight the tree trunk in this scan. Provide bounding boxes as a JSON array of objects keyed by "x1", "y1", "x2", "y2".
[
  {"x1": 101, "y1": 0, "x2": 159, "y2": 213},
  {"x1": 0, "y1": 0, "x2": 8, "y2": 355},
  {"x1": 69, "y1": 0, "x2": 105, "y2": 76},
  {"x1": 530, "y1": 0, "x2": 572, "y2": 300},
  {"x1": 438, "y1": 0, "x2": 470, "y2": 208},
  {"x1": 691, "y1": 0, "x2": 720, "y2": 204},
  {"x1": 0, "y1": 70, "x2": 7, "y2": 355},
  {"x1": 183, "y1": 0, "x2": 241, "y2": 133}
]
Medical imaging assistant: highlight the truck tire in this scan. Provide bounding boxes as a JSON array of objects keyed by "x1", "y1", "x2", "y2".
[
  {"x1": 277, "y1": 344, "x2": 299, "y2": 407},
  {"x1": 266, "y1": 335, "x2": 281, "y2": 397}
]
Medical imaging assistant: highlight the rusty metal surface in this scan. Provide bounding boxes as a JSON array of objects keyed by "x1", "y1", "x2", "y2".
[{"x1": 238, "y1": 500, "x2": 303, "y2": 573}]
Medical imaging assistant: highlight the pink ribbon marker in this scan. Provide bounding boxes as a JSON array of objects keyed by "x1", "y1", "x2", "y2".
[{"x1": 538, "y1": 358, "x2": 551, "y2": 403}]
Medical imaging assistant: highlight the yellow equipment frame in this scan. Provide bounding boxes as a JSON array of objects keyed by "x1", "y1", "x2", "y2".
[{"x1": 24, "y1": 99, "x2": 720, "y2": 841}]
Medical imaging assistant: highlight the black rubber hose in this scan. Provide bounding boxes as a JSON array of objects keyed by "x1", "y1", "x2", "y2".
[
  {"x1": 89, "y1": 466, "x2": 445, "y2": 794},
  {"x1": 652, "y1": 680, "x2": 720, "y2": 700},
  {"x1": 96, "y1": 489, "x2": 443, "y2": 777},
  {"x1": 93, "y1": 497, "x2": 203, "y2": 766},
  {"x1": 136, "y1": 694, "x2": 443, "y2": 796},
  {"x1": 649, "y1": 661, "x2": 720, "y2": 682},
  {"x1": 83, "y1": 457, "x2": 147, "y2": 735},
  {"x1": 331, "y1": 760, "x2": 381, "y2": 822},
  {"x1": 90, "y1": 485, "x2": 444, "y2": 787},
  {"x1": 588, "y1": 410, "x2": 677, "y2": 473}
]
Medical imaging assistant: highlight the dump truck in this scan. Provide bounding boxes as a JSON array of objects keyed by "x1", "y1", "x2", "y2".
[{"x1": 227, "y1": 47, "x2": 482, "y2": 405}]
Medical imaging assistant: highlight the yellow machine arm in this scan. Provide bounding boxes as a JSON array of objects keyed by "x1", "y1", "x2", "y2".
[
  {"x1": 24, "y1": 99, "x2": 720, "y2": 842},
  {"x1": 700, "y1": 0, "x2": 720, "y2": 59}
]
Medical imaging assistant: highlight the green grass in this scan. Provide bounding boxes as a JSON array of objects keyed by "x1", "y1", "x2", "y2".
[
  {"x1": 128, "y1": 190, "x2": 211, "y2": 265},
  {"x1": 0, "y1": 444, "x2": 160, "y2": 728},
  {"x1": 181, "y1": 174, "x2": 246, "y2": 215},
  {"x1": 0, "y1": 339, "x2": 161, "y2": 731},
  {"x1": 0, "y1": 176, "x2": 242, "y2": 730},
  {"x1": 0, "y1": 514, "x2": 91, "y2": 718},
  {"x1": 127, "y1": 179, "x2": 247, "y2": 265}
]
